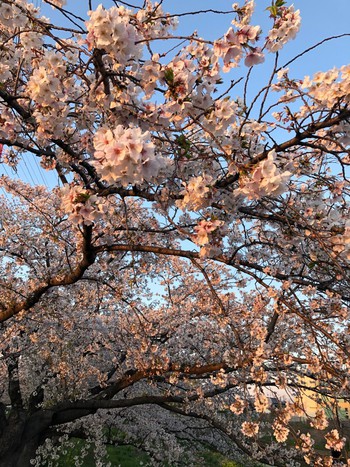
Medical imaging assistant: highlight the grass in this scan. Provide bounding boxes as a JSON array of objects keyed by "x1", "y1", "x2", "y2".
[
  {"x1": 107, "y1": 445, "x2": 150, "y2": 466},
  {"x1": 52, "y1": 439, "x2": 149, "y2": 466},
  {"x1": 199, "y1": 450, "x2": 241, "y2": 466},
  {"x1": 50, "y1": 438, "x2": 244, "y2": 466}
]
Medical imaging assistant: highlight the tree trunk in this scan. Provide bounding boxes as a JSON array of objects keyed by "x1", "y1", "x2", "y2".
[{"x1": 0, "y1": 409, "x2": 52, "y2": 467}]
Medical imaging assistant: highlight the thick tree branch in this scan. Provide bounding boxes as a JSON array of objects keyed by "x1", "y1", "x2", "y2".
[
  {"x1": 216, "y1": 107, "x2": 350, "y2": 189},
  {"x1": 94, "y1": 243, "x2": 350, "y2": 301},
  {"x1": 0, "y1": 225, "x2": 96, "y2": 323}
]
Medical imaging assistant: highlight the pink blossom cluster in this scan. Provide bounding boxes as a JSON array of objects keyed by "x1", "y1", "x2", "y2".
[
  {"x1": 324, "y1": 429, "x2": 346, "y2": 452},
  {"x1": 26, "y1": 50, "x2": 79, "y2": 141},
  {"x1": 302, "y1": 65, "x2": 350, "y2": 108},
  {"x1": 229, "y1": 396, "x2": 246, "y2": 414},
  {"x1": 27, "y1": 66, "x2": 64, "y2": 107},
  {"x1": 60, "y1": 185, "x2": 105, "y2": 226},
  {"x1": 254, "y1": 392, "x2": 269, "y2": 413},
  {"x1": 92, "y1": 126, "x2": 167, "y2": 186},
  {"x1": 205, "y1": 99, "x2": 238, "y2": 135},
  {"x1": 0, "y1": 108, "x2": 19, "y2": 141},
  {"x1": 146, "y1": 44, "x2": 220, "y2": 124},
  {"x1": 86, "y1": 5, "x2": 142, "y2": 66},
  {"x1": 238, "y1": 150, "x2": 292, "y2": 199},
  {"x1": 267, "y1": 5, "x2": 301, "y2": 52},
  {"x1": 140, "y1": 58, "x2": 163, "y2": 100},
  {"x1": 0, "y1": 1, "x2": 27, "y2": 31},
  {"x1": 272, "y1": 420, "x2": 289, "y2": 442},
  {"x1": 331, "y1": 219, "x2": 350, "y2": 260},
  {"x1": 0, "y1": 63, "x2": 11, "y2": 83},
  {"x1": 298, "y1": 433, "x2": 314, "y2": 453},
  {"x1": 135, "y1": 1, "x2": 178, "y2": 39},
  {"x1": 231, "y1": 1, "x2": 255, "y2": 29},
  {"x1": 214, "y1": 24, "x2": 263, "y2": 71},
  {"x1": 0, "y1": 0, "x2": 43, "y2": 73},
  {"x1": 310, "y1": 409, "x2": 328, "y2": 430},
  {"x1": 184, "y1": 41, "x2": 220, "y2": 81},
  {"x1": 241, "y1": 421, "x2": 259, "y2": 437},
  {"x1": 176, "y1": 174, "x2": 213, "y2": 211},
  {"x1": 193, "y1": 219, "x2": 224, "y2": 246}
]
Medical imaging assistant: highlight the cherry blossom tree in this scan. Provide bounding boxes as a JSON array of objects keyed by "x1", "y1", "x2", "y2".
[{"x1": 0, "y1": 0, "x2": 350, "y2": 465}]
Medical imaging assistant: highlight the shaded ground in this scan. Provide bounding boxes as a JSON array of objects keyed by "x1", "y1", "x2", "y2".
[
  {"x1": 40, "y1": 419, "x2": 350, "y2": 466},
  {"x1": 47, "y1": 438, "x2": 242, "y2": 467}
]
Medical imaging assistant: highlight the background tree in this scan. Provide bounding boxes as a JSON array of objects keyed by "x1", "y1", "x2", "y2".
[{"x1": 0, "y1": 0, "x2": 350, "y2": 465}]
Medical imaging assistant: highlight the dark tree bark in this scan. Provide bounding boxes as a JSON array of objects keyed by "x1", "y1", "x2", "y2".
[
  {"x1": 0, "y1": 404, "x2": 96, "y2": 466},
  {"x1": 0, "y1": 356, "x2": 52, "y2": 467},
  {"x1": 0, "y1": 409, "x2": 53, "y2": 467}
]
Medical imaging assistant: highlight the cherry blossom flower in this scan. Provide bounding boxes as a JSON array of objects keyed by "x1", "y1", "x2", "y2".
[
  {"x1": 241, "y1": 421, "x2": 259, "y2": 438},
  {"x1": 60, "y1": 185, "x2": 105, "y2": 225},
  {"x1": 238, "y1": 150, "x2": 292, "y2": 199},
  {"x1": 272, "y1": 420, "x2": 289, "y2": 443},
  {"x1": 86, "y1": 4, "x2": 142, "y2": 66},
  {"x1": 324, "y1": 429, "x2": 346, "y2": 452},
  {"x1": 254, "y1": 392, "x2": 269, "y2": 413},
  {"x1": 229, "y1": 396, "x2": 246, "y2": 414},
  {"x1": 267, "y1": 5, "x2": 301, "y2": 52},
  {"x1": 176, "y1": 174, "x2": 213, "y2": 211},
  {"x1": 92, "y1": 125, "x2": 168, "y2": 186},
  {"x1": 244, "y1": 48, "x2": 265, "y2": 67},
  {"x1": 310, "y1": 409, "x2": 328, "y2": 430},
  {"x1": 193, "y1": 219, "x2": 224, "y2": 246}
]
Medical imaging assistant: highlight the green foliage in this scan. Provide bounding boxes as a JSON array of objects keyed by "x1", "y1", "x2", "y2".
[
  {"x1": 176, "y1": 134, "x2": 191, "y2": 159},
  {"x1": 164, "y1": 68, "x2": 174, "y2": 85},
  {"x1": 266, "y1": 0, "x2": 286, "y2": 17}
]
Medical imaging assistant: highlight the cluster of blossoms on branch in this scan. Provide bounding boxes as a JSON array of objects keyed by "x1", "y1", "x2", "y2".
[
  {"x1": 324, "y1": 429, "x2": 346, "y2": 452},
  {"x1": 266, "y1": 4, "x2": 301, "y2": 52},
  {"x1": 86, "y1": 4, "x2": 143, "y2": 66},
  {"x1": 92, "y1": 126, "x2": 169, "y2": 186},
  {"x1": 1, "y1": 0, "x2": 350, "y2": 466},
  {"x1": 302, "y1": 65, "x2": 350, "y2": 109},
  {"x1": 237, "y1": 150, "x2": 292, "y2": 199},
  {"x1": 193, "y1": 218, "x2": 225, "y2": 246},
  {"x1": 214, "y1": 24, "x2": 264, "y2": 71},
  {"x1": 60, "y1": 185, "x2": 106, "y2": 226},
  {"x1": 176, "y1": 173, "x2": 213, "y2": 211}
]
